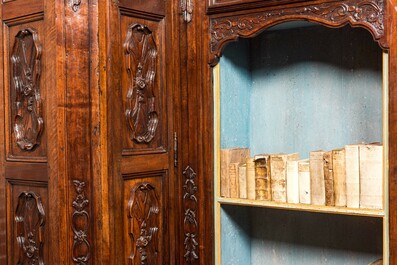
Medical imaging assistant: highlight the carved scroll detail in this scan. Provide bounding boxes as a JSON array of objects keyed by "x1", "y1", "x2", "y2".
[
  {"x1": 183, "y1": 166, "x2": 199, "y2": 263},
  {"x1": 15, "y1": 191, "x2": 45, "y2": 265},
  {"x1": 72, "y1": 180, "x2": 90, "y2": 265},
  {"x1": 11, "y1": 28, "x2": 43, "y2": 151},
  {"x1": 71, "y1": 0, "x2": 81, "y2": 12},
  {"x1": 210, "y1": 0, "x2": 385, "y2": 64},
  {"x1": 124, "y1": 24, "x2": 158, "y2": 144},
  {"x1": 128, "y1": 183, "x2": 159, "y2": 265},
  {"x1": 181, "y1": 0, "x2": 193, "y2": 23}
]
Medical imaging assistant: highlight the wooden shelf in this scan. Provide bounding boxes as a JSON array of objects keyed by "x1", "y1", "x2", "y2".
[{"x1": 217, "y1": 197, "x2": 384, "y2": 217}]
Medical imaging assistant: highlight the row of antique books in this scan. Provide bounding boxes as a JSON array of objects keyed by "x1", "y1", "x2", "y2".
[{"x1": 220, "y1": 143, "x2": 383, "y2": 209}]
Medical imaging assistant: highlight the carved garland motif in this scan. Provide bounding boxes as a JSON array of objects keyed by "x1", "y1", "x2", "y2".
[
  {"x1": 183, "y1": 166, "x2": 199, "y2": 263},
  {"x1": 15, "y1": 191, "x2": 45, "y2": 265},
  {"x1": 210, "y1": 0, "x2": 385, "y2": 64},
  {"x1": 128, "y1": 183, "x2": 160, "y2": 265},
  {"x1": 72, "y1": 180, "x2": 90, "y2": 265},
  {"x1": 124, "y1": 24, "x2": 159, "y2": 144},
  {"x1": 11, "y1": 28, "x2": 44, "y2": 151},
  {"x1": 181, "y1": 0, "x2": 193, "y2": 23}
]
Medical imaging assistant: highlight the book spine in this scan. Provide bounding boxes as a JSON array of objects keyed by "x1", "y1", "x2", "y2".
[
  {"x1": 271, "y1": 155, "x2": 287, "y2": 202},
  {"x1": 229, "y1": 163, "x2": 239, "y2": 198},
  {"x1": 286, "y1": 160, "x2": 299, "y2": 203},
  {"x1": 310, "y1": 151, "x2": 326, "y2": 205},
  {"x1": 220, "y1": 149, "x2": 230, "y2": 198},
  {"x1": 238, "y1": 164, "x2": 247, "y2": 199},
  {"x1": 345, "y1": 145, "x2": 360, "y2": 208},
  {"x1": 333, "y1": 148, "x2": 347, "y2": 207},
  {"x1": 323, "y1": 151, "x2": 335, "y2": 206},
  {"x1": 255, "y1": 157, "x2": 271, "y2": 200},
  {"x1": 246, "y1": 158, "x2": 256, "y2": 200},
  {"x1": 298, "y1": 160, "x2": 311, "y2": 204}
]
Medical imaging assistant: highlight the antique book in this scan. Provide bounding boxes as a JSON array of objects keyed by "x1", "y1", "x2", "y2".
[
  {"x1": 286, "y1": 159, "x2": 299, "y2": 203},
  {"x1": 246, "y1": 158, "x2": 256, "y2": 200},
  {"x1": 270, "y1": 153, "x2": 300, "y2": 202},
  {"x1": 220, "y1": 148, "x2": 250, "y2": 197},
  {"x1": 323, "y1": 151, "x2": 335, "y2": 206},
  {"x1": 229, "y1": 162, "x2": 240, "y2": 198},
  {"x1": 359, "y1": 144, "x2": 383, "y2": 209},
  {"x1": 345, "y1": 144, "x2": 360, "y2": 208},
  {"x1": 332, "y1": 148, "x2": 346, "y2": 207},
  {"x1": 298, "y1": 159, "x2": 310, "y2": 204},
  {"x1": 254, "y1": 154, "x2": 271, "y2": 200},
  {"x1": 238, "y1": 163, "x2": 247, "y2": 199},
  {"x1": 309, "y1": 150, "x2": 326, "y2": 205}
]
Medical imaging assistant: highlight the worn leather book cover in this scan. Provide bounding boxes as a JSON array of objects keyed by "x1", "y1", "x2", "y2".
[
  {"x1": 323, "y1": 151, "x2": 335, "y2": 206},
  {"x1": 246, "y1": 158, "x2": 256, "y2": 200},
  {"x1": 332, "y1": 148, "x2": 346, "y2": 207},
  {"x1": 254, "y1": 154, "x2": 271, "y2": 200},
  {"x1": 310, "y1": 150, "x2": 326, "y2": 205}
]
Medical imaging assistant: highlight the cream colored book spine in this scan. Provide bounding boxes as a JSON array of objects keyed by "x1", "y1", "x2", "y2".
[
  {"x1": 286, "y1": 159, "x2": 299, "y2": 203},
  {"x1": 332, "y1": 148, "x2": 346, "y2": 207},
  {"x1": 359, "y1": 144, "x2": 383, "y2": 209},
  {"x1": 238, "y1": 164, "x2": 247, "y2": 199},
  {"x1": 246, "y1": 158, "x2": 256, "y2": 200},
  {"x1": 270, "y1": 153, "x2": 299, "y2": 202},
  {"x1": 229, "y1": 162, "x2": 240, "y2": 198},
  {"x1": 323, "y1": 151, "x2": 335, "y2": 206},
  {"x1": 254, "y1": 154, "x2": 271, "y2": 200},
  {"x1": 298, "y1": 159, "x2": 310, "y2": 204},
  {"x1": 345, "y1": 144, "x2": 360, "y2": 208},
  {"x1": 309, "y1": 150, "x2": 326, "y2": 205}
]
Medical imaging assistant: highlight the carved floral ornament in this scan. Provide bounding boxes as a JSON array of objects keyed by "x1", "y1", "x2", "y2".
[
  {"x1": 15, "y1": 191, "x2": 45, "y2": 265},
  {"x1": 124, "y1": 24, "x2": 159, "y2": 144},
  {"x1": 210, "y1": 0, "x2": 386, "y2": 65},
  {"x1": 128, "y1": 183, "x2": 160, "y2": 265},
  {"x1": 10, "y1": 28, "x2": 44, "y2": 151}
]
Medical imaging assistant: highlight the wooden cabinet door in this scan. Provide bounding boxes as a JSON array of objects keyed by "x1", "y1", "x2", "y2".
[{"x1": 105, "y1": 1, "x2": 179, "y2": 264}]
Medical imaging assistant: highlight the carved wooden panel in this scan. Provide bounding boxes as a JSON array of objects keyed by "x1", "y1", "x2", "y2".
[
  {"x1": 209, "y1": 0, "x2": 386, "y2": 65},
  {"x1": 183, "y1": 166, "x2": 199, "y2": 264},
  {"x1": 10, "y1": 28, "x2": 43, "y2": 151},
  {"x1": 121, "y1": 16, "x2": 166, "y2": 155},
  {"x1": 6, "y1": 180, "x2": 48, "y2": 265},
  {"x1": 6, "y1": 21, "x2": 47, "y2": 161},
  {"x1": 123, "y1": 173, "x2": 166, "y2": 265},
  {"x1": 15, "y1": 191, "x2": 45, "y2": 265},
  {"x1": 72, "y1": 180, "x2": 90, "y2": 265}
]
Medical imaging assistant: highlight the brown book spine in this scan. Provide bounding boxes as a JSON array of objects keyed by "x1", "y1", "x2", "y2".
[
  {"x1": 310, "y1": 150, "x2": 325, "y2": 205},
  {"x1": 333, "y1": 148, "x2": 346, "y2": 207},
  {"x1": 246, "y1": 158, "x2": 256, "y2": 200},
  {"x1": 254, "y1": 155, "x2": 271, "y2": 200},
  {"x1": 323, "y1": 151, "x2": 335, "y2": 206},
  {"x1": 229, "y1": 163, "x2": 240, "y2": 198}
]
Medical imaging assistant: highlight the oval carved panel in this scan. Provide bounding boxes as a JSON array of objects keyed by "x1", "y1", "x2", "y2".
[{"x1": 10, "y1": 28, "x2": 44, "y2": 151}]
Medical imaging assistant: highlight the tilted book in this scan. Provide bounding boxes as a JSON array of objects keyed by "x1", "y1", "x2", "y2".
[
  {"x1": 298, "y1": 159, "x2": 310, "y2": 204},
  {"x1": 345, "y1": 144, "x2": 360, "y2": 208},
  {"x1": 246, "y1": 158, "x2": 256, "y2": 200},
  {"x1": 220, "y1": 148, "x2": 250, "y2": 197},
  {"x1": 286, "y1": 159, "x2": 299, "y2": 203},
  {"x1": 254, "y1": 154, "x2": 271, "y2": 200},
  {"x1": 359, "y1": 144, "x2": 383, "y2": 209},
  {"x1": 270, "y1": 153, "x2": 300, "y2": 202},
  {"x1": 323, "y1": 151, "x2": 335, "y2": 206},
  {"x1": 332, "y1": 148, "x2": 346, "y2": 207},
  {"x1": 309, "y1": 150, "x2": 326, "y2": 205},
  {"x1": 238, "y1": 163, "x2": 247, "y2": 199}
]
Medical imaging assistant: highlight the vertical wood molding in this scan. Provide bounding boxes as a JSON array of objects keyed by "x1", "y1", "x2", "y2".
[
  {"x1": 10, "y1": 28, "x2": 44, "y2": 151},
  {"x1": 15, "y1": 191, "x2": 45, "y2": 265},
  {"x1": 128, "y1": 183, "x2": 159, "y2": 265},
  {"x1": 183, "y1": 166, "x2": 199, "y2": 263},
  {"x1": 72, "y1": 180, "x2": 90, "y2": 265},
  {"x1": 124, "y1": 24, "x2": 159, "y2": 144}
]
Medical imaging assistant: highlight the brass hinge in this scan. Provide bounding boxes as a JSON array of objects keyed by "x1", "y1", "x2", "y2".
[
  {"x1": 181, "y1": 0, "x2": 193, "y2": 23},
  {"x1": 174, "y1": 132, "x2": 178, "y2": 167}
]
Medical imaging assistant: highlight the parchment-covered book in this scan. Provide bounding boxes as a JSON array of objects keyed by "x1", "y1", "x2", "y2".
[
  {"x1": 246, "y1": 158, "x2": 256, "y2": 200},
  {"x1": 286, "y1": 159, "x2": 299, "y2": 203},
  {"x1": 310, "y1": 150, "x2": 326, "y2": 205},
  {"x1": 332, "y1": 148, "x2": 346, "y2": 207},
  {"x1": 345, "y1": 144, "x2": 360, "y2": 208},
  {"x1": 229, "y1": 162, "x2": 240, "y2": 198},
  {"x1": 238, "y1": 163, "x2": 247, "y2": 199},
  {"x1": 298, "y1": 159, "x2": 310, "y2": 204}
]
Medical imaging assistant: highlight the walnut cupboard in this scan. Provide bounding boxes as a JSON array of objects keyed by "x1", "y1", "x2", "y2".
[{"x1": 0, "y1": 0, "x2": 397, "y2": 264}]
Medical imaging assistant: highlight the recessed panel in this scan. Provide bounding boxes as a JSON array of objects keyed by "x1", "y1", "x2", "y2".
[
  {"x1": 119, "y1": 0, "x2": 165, "y2": 17},
  {"x1": 120, "y1": 15, "x2": 166, "y2": 155},
  {"x1": 2, "y1": 0, "x2": 43, "y2": 22}
]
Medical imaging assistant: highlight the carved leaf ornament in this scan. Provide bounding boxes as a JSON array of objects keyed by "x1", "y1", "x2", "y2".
[
  {"x1": 210, "y1": 0, "x2": 385, "y2": 64},
  {"x1": 124, "y1": 24, "x2": 159, "y2": 144},
  {"x1": 128, "y1": 183, "x2": 159, "y2": 265},
  {"x1": 10, "y1": 28, "x2": 44, "y2": 151},
  {"x1": 15, "y1": 191, "x2": 45, "y2": 265}
]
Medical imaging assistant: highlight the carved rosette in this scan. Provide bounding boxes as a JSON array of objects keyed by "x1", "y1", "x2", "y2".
[
  {"x1": 183, "y1": 166, "x2": 199, "y2": 263},
  {"x1": 72, "y1": 180, "x2": 90, "y2": 265},
  {"x1": 210, "y1": 0, "x2": 385, "y2": 64},
  {"x1": 15, "y1": 191, "x2": 45, "y2": 265},
  {"x1": 10, "y1": 28, "x2": 44, "y2": 151},
  {"x1": 124, "y1": 24, "x2": 159, "y2": 144},
  {"x1": 128, "y1": 183, "x2": 159, "y2": 265}
]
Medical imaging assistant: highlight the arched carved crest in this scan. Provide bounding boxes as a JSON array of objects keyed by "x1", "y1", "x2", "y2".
[
  {"x1": 124, "y1": 24, "x2": 159, "y2": 144},
  {"x1": 128, "y1": 183, "x2": 160, "y2": 265},
  {"x1": 10, "y1": 28, "x2": 44, "y2": 151},
  {"x1": 15, "y1": 191, "x2": 45, "y2": 265},
  {"x1": 210, "y1": 0, "x2": 386, "y2": 65}
]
